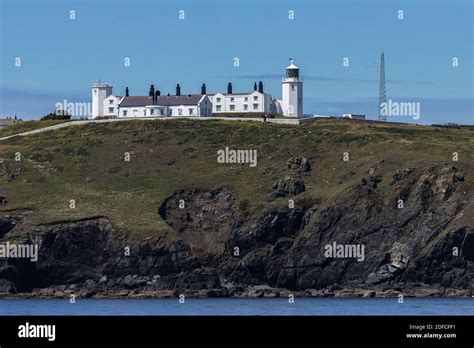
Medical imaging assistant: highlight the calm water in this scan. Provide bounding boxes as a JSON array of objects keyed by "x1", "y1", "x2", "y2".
[{"x1": 0, "y1": 298, "x2": 472, "y2": 316}]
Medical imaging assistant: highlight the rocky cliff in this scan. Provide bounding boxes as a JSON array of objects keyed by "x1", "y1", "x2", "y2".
[{"x1": 0, "y1": 161, "x2": 472, "y2": 298}]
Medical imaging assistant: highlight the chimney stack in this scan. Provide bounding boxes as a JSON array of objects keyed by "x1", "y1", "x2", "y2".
[
  {"x1": 227, "y1": 82, "x2": 233, "y2": 94},
  {"x1": 258, "y1": 81, "x2": 263, "y2": 93},
  {"x1": 155, "y1": 90, "x2": 160, "y2": 101},
  {"x1": 176, "y1": 84, "x2": 181, "y2": 96},
  {"x1": 149, "y1": 84, "x2": 155, "y2": 104},
  {"x1": 254, "y1": 82, "x2": 257, "y2": 91},
  {"x1": 125, "y1": 87, "x2": 129, "y2": 97},
  {"x1": 201, "y1": 83, "x2": 206, "y2": 95},
  {"x1": 156, "y1": 90, "x2": 161, "y2": 97}
]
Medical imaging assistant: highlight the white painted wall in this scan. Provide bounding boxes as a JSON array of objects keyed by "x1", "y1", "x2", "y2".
[
  {"x1": 116, "y1": 95, "x2": 212, "y2": 118},
  {"x1": 119, "y1": 106, "x2": 146, "y2": 118},
  {"x1": 91, "y1": 84, "x2": 112, "y2": 118},
  {"x1": 199, "y1": 95, "x2": 213, "y2": 117},
  {"x1": 102, "y1": 95, "x2": 121, "y2": 117},
  {"x1": 282, "y1": 80, "x2": 303, "y2": 117},
  {"x1": 210, "y1": 91, "x2": 280, "y2": 114}
]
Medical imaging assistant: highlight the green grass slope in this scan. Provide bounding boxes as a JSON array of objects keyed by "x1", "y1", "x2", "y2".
[
  {"x1": 0, "y1": 120, "x2": 69, "y2": 138},
  {"x1": 0, "y1": 119, "x2": 472, "y2": 241}
]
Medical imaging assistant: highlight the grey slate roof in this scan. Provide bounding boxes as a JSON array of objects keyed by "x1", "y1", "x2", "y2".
[
  {"x1": 119, "y1": 95, "x2": 203, "y2": 107},
  {"x1": 208, "y1": 92, "x2": 257, "y2": 96}
]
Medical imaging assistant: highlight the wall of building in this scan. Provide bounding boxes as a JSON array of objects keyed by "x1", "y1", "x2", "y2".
[
  {"x1": 91, "y1": 85, "x2": 112, "y2": 118},
  {"x1": 118, "y1": 106, "x2": 146, "y2": 117},
  {"x1": 199, "y1": 96, "x2": 212, "y2": 116},
  {"x1": 168, "y1": 105, "x2": 199, "y2": 116},
  {"x1": 210, "y1": 91, "x2": 280, "y2": 114},
  {"x1": 116, "y1": 96, "x2": 212, "y2": 118},
  {"x1": 102, "y1": 95, "x2": 121, "y2": 117}
]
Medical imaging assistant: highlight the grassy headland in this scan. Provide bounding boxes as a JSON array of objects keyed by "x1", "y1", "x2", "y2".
[{"x1": 0, "y1": 118, "x2": 472, "y2": 241}]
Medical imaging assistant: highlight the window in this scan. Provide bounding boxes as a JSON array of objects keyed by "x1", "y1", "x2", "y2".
[
  {"x1": 291, "y1": 84, "x2": 295, "y2": 91},
  {"x1": 230, "y1": 97, "x2": 234, "y2": 102},
  {"x1": 108, "y1": 107, "x2": 114, "y2": 113},
  {"x1": 160, "y1": 109, "x2": 164, "y2": 116},
  {"x1": 109, "y1": 99, "x2": 114, "y2": 105},
  {"x1": 244, "y1": 97, "x2": 248, "y2": 102},
  {"x1": 253, "y1": 103, "x2": 259, "y2": 110},
  {"x1": 178, "y1": 108, "x2": 183, "y2": 116},
  {"x1": 230, "y1": 105, "x2": 235, "y2": 111},
  {"x1": 253, "y1": 96, "x2": 258, "y2": 101},
  {"x1": 216, "y1": 105, "x2": 222, "y2": 111},
  {"x1": 169, "y1": 109, "x2": 173, "y2": 116},
  {"x1": 244, "y1": 105, "x2": 248, "y2": 111},
  {"x1": 189, "y1": 108, "x2": 194, "y2": 115},
  {"x1": 150, "y1": 109, "x2": 155, "y2": 115},
  {"x1": 123, "y1": 110, "x2": 128, "y2": 116},
  {"x1": 216, "y1": 97, "x2": 221, "y2": 103}
]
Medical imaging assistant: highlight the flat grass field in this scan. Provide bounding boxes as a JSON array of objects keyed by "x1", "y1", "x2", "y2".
[{"x1": 0, "y1": 118, "x2": 472, "y2": 240}]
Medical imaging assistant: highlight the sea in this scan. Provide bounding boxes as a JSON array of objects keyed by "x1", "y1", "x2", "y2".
[{"x1": 0, "y1": 298, "x2": 472, "y2": 316}]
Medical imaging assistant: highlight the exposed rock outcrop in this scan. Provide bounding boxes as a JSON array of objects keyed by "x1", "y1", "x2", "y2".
[{"x1": 267, "y1": 156, "x2": 311, "y2": 200}]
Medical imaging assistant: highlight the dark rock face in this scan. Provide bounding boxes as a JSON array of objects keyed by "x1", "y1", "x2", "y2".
[
  {"x1": 267, "y1": 156, "x2": 310, "y2": 201},
  {"x1": 0, "y1": 164, "x2": 472, "y2": 297},
  {"x1": 269, "y1": 165, "x2": 472, "y2": 291},
  {"x1": 268, "y1": 176, "x2": 305, "y2": 199},
  {"x1": 0, "y1": 217, "x2": 206, "y2": 293},
  {"x1": 0, "y1": 279, "x2": 16, "y2": 293},
  {"x1": 0, "y1": 215, "x2": 19, "y2": 239},
  {"x1": 158, "y1": 187, "x2": 235, "y2": 255}
]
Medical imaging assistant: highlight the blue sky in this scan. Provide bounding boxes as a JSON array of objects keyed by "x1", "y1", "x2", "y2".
[{"x1": 0, "y1": 0, "x2": 472, "y2": 124}]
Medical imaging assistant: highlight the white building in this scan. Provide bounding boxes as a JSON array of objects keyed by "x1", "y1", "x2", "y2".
[
  {"x1": 91, "y1": 83, "x2": 212, "y2": 119},
  {"x1": 91, "y1": 59, "x2": 304, "y2": 119},
  {"x1": 208, "y1": 60, "x2": 304, "y2": 117},
  {"x1": 208, "y1": 81, "x2": 282, "y2": 115}
]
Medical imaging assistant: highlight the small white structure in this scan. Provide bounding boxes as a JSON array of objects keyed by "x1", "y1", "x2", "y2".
[
  {"x1": 91, "y1": 60, "x2": 304, "y2": 119},
  {"x1": 342, "y1": 113, "x2": 366, "y2": 120}
]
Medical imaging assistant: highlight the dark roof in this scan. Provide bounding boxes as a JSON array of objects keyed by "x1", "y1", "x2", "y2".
[
  {"x1": 119, "y1": 95, "x2": 204, "y2": 107},
  {"x1": 208, "y1": 92, "x2": 258, "y2": 96}
]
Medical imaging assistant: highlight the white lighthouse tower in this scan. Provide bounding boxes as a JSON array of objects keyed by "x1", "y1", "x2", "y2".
[
  {"x1": 91, "y1": 81, "x2": 113, "y2": 118},
  {"x1": 281, "y1": 59, "x2": 303, "y2": 117}
]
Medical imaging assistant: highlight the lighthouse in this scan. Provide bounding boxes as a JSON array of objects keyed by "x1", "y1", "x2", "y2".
[{"x1": 281, "y1": 59, "x2": 303, "y2": 117}]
